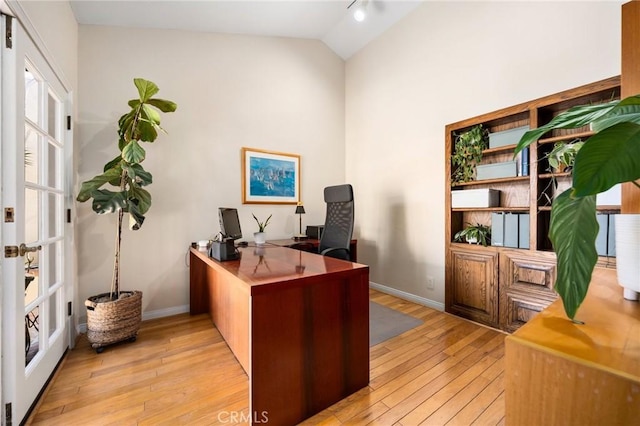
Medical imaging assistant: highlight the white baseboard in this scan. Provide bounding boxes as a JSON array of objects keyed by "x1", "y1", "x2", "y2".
[
  {"x1": 369, "y1": 281, "x2": 444, "y2": 312},
  {"x1": 76, "y1": 304, "x2": 190, "y2": 334}
]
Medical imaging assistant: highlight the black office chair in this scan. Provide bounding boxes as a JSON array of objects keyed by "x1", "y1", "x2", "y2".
[{"x1": 318, "y1": 184, "x2": 354, "y2": 260}]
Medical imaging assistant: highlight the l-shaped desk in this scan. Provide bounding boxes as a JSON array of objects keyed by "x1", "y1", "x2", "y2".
[{"x1": 189, "y1": 244, "x2": 369, "y2": 425}]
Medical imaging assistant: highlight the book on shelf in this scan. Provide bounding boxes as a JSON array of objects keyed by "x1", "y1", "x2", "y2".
[{"x1": 516, "y1": 147, "x2": 529, "y2": 176}]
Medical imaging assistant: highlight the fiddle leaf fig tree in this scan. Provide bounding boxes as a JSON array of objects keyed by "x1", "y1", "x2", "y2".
[
  {"x1": 515, "y1": 94, "x2": 640, "y2": 320},
  {"x1": 77, "y1": 78, "x2": 177, "y2": 298}
]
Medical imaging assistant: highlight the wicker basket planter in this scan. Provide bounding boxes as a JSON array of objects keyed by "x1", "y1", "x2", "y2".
[{"x1": 85, "y1": 290, "x2": 142, "y2": 353}]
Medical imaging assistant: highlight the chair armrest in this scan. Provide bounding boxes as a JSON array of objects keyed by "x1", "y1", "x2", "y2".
[{"x1": 320, "y1": 247, "x2": 351, "y2": 261}]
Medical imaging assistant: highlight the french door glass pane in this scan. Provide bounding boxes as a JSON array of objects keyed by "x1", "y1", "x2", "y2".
[
  {"x1": 24, "y1": 68, "x2": 40, "y2": 124},
  {"x1": 47, "y1": 241, "x2": 61, "y2": 288},
  {"x1": 24, "y1": 126, "x2": 39, "y2": 184},
  {"x1": 47, "y1": 92, "x2": 57, "y2": 138},
  {"x1": 47, "y1": 141, "x2": 60, "y2": 189},
  {"x1": 48, "y1": 293, "x2": 58, "y2": 338},
  {"x1": 25, "y1": 188, "x2": 39, "y2": 245},
  {"x1": 24, "y1": 272, "x2": 38, "y2": 305},
  {"x1": 25, "y1": 305, "x2": 40, "y2": 366},
  {"x1": 47, "y1": 193, "x2": 61, "y2": 239}
]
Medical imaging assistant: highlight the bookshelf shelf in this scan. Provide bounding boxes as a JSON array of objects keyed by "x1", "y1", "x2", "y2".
[
  {"x1": 452, "y1": 176, "x2": 530, "y2": 187},
  {"x1": 538, "y1": 130, "x2": 596, "y2": 145},
  {"x1": 452, "y1": 207, "x2": 530, "y2": 213}
]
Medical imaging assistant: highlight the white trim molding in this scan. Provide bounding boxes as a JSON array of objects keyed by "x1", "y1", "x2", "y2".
[{"x1": 369, "y1": 281, "x2": 444, "y2": 312}]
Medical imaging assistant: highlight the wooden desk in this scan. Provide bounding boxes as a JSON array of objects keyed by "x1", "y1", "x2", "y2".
[
  {"x1": 189, "y1": 246, "x2": 370, "y2": 425},
  {"x1": 267, "y1": 238, "x2": 358, "y2": 262},
  {"x1": 505, "y1": 267, "x2": 640, "y2": 425}
]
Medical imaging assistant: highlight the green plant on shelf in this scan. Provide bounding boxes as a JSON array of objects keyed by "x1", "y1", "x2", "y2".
[
  {"x1": 546, "y1": 139, "x2": 584, "y2": 173},
  {"x1": 451, "y1": 124, "x2": 488, "y2": 184},
  {"x1": 536, "y1": 139, "x2": 585, "y2": 206},
  {"x1": 454, "y1": 223, "x2": 491, "y2": 247}
]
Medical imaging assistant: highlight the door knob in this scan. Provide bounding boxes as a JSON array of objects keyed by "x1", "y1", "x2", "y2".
[{"x1": 19, "y1": 243, "x2": 41, "y2": 257}]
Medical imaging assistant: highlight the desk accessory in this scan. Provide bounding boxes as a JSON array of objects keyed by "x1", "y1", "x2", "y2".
[
  {"x1": 306, "y1": 225, "x2": 324, "y2": 240},
  {"x1": 219, "y1": 207, "x2": 243, "y2": 241},
  {"x1": 252, "y1": 213, "x2": 271, "y2": 245},
  {"x1": 294, "y1": 203, "x2": 307, "y2": 240},
  {"x1": 210, "y1": 239, "x2": 239, "y2": 261}
]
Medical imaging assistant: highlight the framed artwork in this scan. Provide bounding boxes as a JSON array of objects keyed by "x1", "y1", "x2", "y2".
[{"x1": 241, "y1": 148, "x2": 300, "y2": 204}]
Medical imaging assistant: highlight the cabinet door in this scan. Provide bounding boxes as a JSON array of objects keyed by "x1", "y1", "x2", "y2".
[
  {"x1": 499, "y1": 250, "x2": 557, "y2": 332},
  {"x1": 447, "y1": 247, "x2": 499, "y2": 327}
]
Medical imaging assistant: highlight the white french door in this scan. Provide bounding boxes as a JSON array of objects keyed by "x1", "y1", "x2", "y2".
[{"x1": 1, "y1": 15, "x2": 71, "y2": 424}]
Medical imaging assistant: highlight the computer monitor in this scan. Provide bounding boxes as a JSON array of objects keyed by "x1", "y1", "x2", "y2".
[{"x1": 218, "y1": 208, "x2": 243, "y2": 241}]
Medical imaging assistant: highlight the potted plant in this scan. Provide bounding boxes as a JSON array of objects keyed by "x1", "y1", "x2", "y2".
[
  {"x1": 451, "y1": 124, "x2": 488, "y2": 184},
  {"x1": 546, "y1": 139, "x2": 584, "y2": 173},
  {"x1": 252, "y1": 213, "x2": 272, "y2": 245},
  {"x1": 77, "y1": 78, "x2": 177, "y2": 352},
  {"x1": 515, "y1": 94, "x2": 640, "y2": 320},
  {"x1": 454, "y1": 223, "x2": 491, "y2": 246}
]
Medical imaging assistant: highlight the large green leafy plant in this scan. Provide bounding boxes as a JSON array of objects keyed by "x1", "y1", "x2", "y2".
[
  {"x1": 77, "y1": 78, "x2": 177, "y2": 297},
  {"x1": 515, "y1": 95, "x2": 640, "y2": 320}
]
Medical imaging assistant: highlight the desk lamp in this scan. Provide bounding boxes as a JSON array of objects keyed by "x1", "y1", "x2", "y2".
[{"x1": 294, "y1": 203, "x2": 307, "y2": 240}]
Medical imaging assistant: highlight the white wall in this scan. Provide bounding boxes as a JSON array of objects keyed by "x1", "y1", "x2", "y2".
[
  {"x1": 15, "y1": 0, "x2": 78, "y2": 90},
  {"x1": 346, "y1": 1, "x2": 622, "y2": 306},
  {"x1": 77, "y1": 25, "x2": 345, "y2": 318}
]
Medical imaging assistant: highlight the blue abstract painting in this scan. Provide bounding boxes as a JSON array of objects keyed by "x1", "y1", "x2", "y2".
[
  {"x1": 249, "y1": 157, "x2": 296, "y2": 197},
  {"x1": 242, "y1": 148, "x2": 300, "y2": 204}
]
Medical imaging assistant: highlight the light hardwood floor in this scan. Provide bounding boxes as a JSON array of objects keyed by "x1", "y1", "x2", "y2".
[{"x1": 27, "y1": 290, "x2": 506, "y2": 425}]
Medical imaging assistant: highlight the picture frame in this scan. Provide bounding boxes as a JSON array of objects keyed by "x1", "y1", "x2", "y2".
[{"x1": 241, "y1": 147, "x2": 300, "y2": 204}]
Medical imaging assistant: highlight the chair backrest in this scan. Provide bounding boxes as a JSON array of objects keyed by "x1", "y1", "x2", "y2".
[{"x1": 319, "y1": 184, "x2": 354, "y2": 260}]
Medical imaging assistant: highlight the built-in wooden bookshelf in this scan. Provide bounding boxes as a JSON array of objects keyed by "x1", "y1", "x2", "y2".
[{"x1": 445, "y1": 76, "x2": 621, "y2": 332}]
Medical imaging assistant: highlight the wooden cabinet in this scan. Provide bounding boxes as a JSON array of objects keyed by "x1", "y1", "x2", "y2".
[
  {"x1": 445, "y1": 77, "x2": 621, "y2": 332},
  {"x1": 447, "y1": 246, "x2": 499, "y2": 326}
]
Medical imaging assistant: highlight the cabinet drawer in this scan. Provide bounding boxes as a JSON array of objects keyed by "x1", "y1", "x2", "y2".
[
  {"x1": 500, "y1": 290, "x2": 555, "y2": 333},
  {"x1": 499, "y1": 250, "x2": 557, "y2": 297},
  {"x1": 499, "y1": 250, "x2": 558, "y2": 332}
]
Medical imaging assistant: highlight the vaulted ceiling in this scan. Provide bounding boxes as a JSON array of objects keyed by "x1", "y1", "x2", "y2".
[{"x1": 69, "y1": 0, "x2": 423, "y2": 59}]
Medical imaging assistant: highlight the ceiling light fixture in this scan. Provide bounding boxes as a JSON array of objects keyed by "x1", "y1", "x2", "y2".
[{"x1": 348, "y1": 0, "x2": 369, "y2": 22}]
